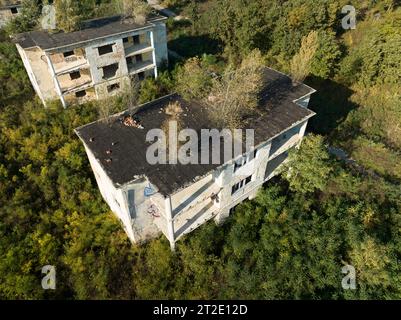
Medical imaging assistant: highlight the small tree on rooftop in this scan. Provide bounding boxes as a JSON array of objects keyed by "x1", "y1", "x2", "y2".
[
  {"x1": 117, "y1": 0, "x2": 152, "y2": 25},
  {"x1": 54, "y1": 0, "x2": 79, "y2": 32},
  {"x1": 160, "y1": 101, "x2": 184, "y2": 153},
  {"x1": 205, "y1": 49, "x2": 265, "y2": 128},
  {"x1": 121, "y1": 75, "x2": 140, "y2": 114},
  {"x1": 290, "y1": 30, "x2": 319, "y2": 84}
]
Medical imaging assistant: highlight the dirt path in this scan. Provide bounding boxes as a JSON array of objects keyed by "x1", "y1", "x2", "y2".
[
  {"x1": 328, "y1": 146, "x2": 380, "y2": 179},
  {"x1": 147, "y1": 0, "x2": 187, "y2": 20}
]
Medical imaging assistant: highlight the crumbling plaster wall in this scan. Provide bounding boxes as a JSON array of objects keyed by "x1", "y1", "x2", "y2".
[
  {"x1": 83, "y1": 143, "x2": 136, "y2": 242},
  {"x1": 16, "y1": 45, "x2": 58, "y2": 103}
]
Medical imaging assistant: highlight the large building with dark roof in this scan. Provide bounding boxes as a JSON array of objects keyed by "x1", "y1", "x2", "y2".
[
  {"x1": 13, "y1": 14, "x2": 168, "y2": 107},
  {"x1": 75, "y1": 68, "x2": 316, "y2": 250}
]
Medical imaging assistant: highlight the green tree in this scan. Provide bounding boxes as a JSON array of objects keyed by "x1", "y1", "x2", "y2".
[
  {"x1": 0, "y1": 39, "x2": 32, "y2": 107},
  {"x1": 339, "y1": 9, "x2": 401, "y2": 86},
  {"x1": 311, "y1": 30, "x2": 341, "y2": 78},
  {"x1": 209, "y1": 0, "x2": 268, "y2": 62},
  {"x1": 290, "y1": 30, "x2": 319, "y2": 83},
  {"x1": 283, "y1": 134, "x2": 332, "y2": 193},
  {"x1": 204, "y1": 49, "x2": 265, "y2": 128},
  {"x1": 175, "y1": 55, "x2": 213, "y2": 100},
  {"x1": 4, "y1": 0, "x2": 42, "y2": 34},
  {"x1": 54, "y1": 0, "x2": 98, "y2": 32}
]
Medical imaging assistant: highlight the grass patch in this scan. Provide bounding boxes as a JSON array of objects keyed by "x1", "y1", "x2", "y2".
[{"x1": 350, "y1": 136, "x2": 401, "y2": 181}]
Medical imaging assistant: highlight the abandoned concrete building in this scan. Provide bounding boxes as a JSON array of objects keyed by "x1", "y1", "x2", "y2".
[
  {"x1": 75, "y1": 68, "x2": 316, "y2": 250},
  {"x1": 0, "y1": 1, "x2": 21, "y2": 27},
  {"x1": 13, "y1": 14, "x2": 168, "y2": 107}
]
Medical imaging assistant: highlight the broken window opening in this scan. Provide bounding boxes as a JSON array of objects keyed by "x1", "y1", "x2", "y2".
[
  {"x1": 75, "y1": 90, "x2": 87, "y2": 98},
  {"x1": 107, "y1": 83, "x2": 120, "y2": 93},
  {"x1": 126, "y1": 56, "x2": 133, "y2": 66},
  {"x1": 135, "y1": 54, "x2": 143, "y2": 63},
  {"x1": 102, "y1": 63, "x2": 119, "y2": 80},
  {"x1": 231, "y1": 175, "x2": 252, "y2": 195},
  {"x1": 63, "y1": 50, "x2": 74, "y2": 58},
  {"x1": 98, "y1": 44, "x2": 114, "y2": 55},
  {"x1": 69, "y1": 71, "x2": 81, "y2": 80}
]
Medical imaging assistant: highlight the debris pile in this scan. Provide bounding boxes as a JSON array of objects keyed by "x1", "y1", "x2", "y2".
[{"x1": 122, "y1": 115, "x2": 144, "y2": 129}]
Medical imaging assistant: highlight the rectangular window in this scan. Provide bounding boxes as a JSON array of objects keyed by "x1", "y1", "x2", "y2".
[
  {"x1": 231, "y1": 175, "x2": 252, "y2": 195},
  {"x1": 98, "y1": 44, "x2": 114, "y2": 55},
  {"x1": 253, "y1": 148, "x2": 258, "y2": 159},
  {"x1": 133, "y1": 35, "x2": 140, "y2": 45},
  {"x1": 123, "y1": 37, "x2": 129, "y2": 43},
  {"x1": 63, "y1": 50, "x2": 74, "y2": 58},
  {"x1": 231, "y1": 183, "x2": 241, "y2": 195},
  {"x1": 127, "y1": 190, "x2": 136, "y2": 219},
  {"x1": 137, "y1": 71, "x2": 145, "y2": 81},
  {"x1": 69, "y1": 71, "x2": 81, "y2": 80},
  {"x1": 126, "y1": 57, "x2": 133, "y2": 66},
  {"x1": 10, "y1": 7, "x2": 18, "y2": 14},
  {"x1": 75, "y1": 90, "x2": 86, "y2": 98},
  {"x1": 135, "y1": 54, "x2": 143, "y2": 63},
  {"x1": 107, "y1": 83, "x2": 120, "y2": 93},
  {"x1": 234, "y1": 156, "x2": 248, "y2": 173},
  {"x1": 102, "y1": 63, "x2": 119, "y2": 79}
]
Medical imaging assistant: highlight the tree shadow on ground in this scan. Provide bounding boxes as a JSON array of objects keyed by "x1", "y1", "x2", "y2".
[
  {"x1": 305, "y1": 76, "x2": 358, "y2": 137},
  {"x1": 168, "y1": 34, "x2": 222, "y2": 59}
]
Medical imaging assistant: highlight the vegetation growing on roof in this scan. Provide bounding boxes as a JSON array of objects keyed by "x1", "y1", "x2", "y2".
[{"x1": 1, "y1": 0, "x2": 401, "y2": 300}]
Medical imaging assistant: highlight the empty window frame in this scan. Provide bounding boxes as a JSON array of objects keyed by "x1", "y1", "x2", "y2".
[
  {"x1": 126, "y1": 56, "x2": 133, "y2": 66},
  {"x1": 231, "y1": 175, "x2": 252, "y2": 195},
  {"x1": 133, "y1": 35, "x2": 140, "y2": 45},
  {"x1": 98, "y1": 44, "x2": 114, "y2": 55},
  {"x1": 231, "y1": 182, "x2": 241, "y2": 195},
  {"x1": 127, "y1": 190, "x2": 136, "y2": 219},
  {"x1": 75, "y1": 90, "x2": 87, "y2": 98},
  {"x1": 107, "y1": 83, "x2": 120, "y2": 93},
  {"x1": 234, "y1": 148, "x2": 259, "y2": 173},
  {"x1": 63, "y1": 50, "x2": 74, "y2": 58},
  {"x1": 234, "y1": 156, "x2": 248, "y2": 172},
  {"x1": 135, "y1": 54, "x2": 143, "y2": 63},
  {"x1": 10, "y1": 7, "x2": 18, "y2": 14},
  {"x1": 123, "y1": 37, "x2": 129, "y2": 43},
  {"x1": 253, "y1": 148, "x2": 259, "y2": 159},
  {"x1": 137, "y1": 71, "x2": 145, "y2": 81},
  {"x1": 69, "y1": 71, "x2": 81, "y2": 80},
  {"x1": 102, "y1": 63, "x2": 119, "y2": 79}
]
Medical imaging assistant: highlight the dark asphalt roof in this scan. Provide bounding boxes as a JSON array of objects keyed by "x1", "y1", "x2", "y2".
[
  {"x1": 75, "y1": 68, "x2": 316, "y2": 196},
  {"x1": 13, "y1": 15, "x2": 167, "y2": 50}
]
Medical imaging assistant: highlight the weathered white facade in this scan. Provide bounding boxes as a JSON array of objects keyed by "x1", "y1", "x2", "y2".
[
  {"x1": 14, "y1": 15, "x2": 168, "y2": 107},
  {"x1": 85, "y1": 119, "x2": 309, "y2": 250},
  {"x1": 0, "y1": 1, "x2": 21, "y2": 28},
  {"x1": 76, "y1": 76, "x2": 316, "y2": 250}
]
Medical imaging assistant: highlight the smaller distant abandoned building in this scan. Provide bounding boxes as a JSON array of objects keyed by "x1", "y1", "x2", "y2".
[
  {"x1": 0, "y1": 1, "x2": 21, "y2": 27},
  {"x1": 75, "y1": 68, "x2": 316, "y2": 250},
  {"x1": 13, "y1": 15, "x2": 168, "y2": 107}
]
